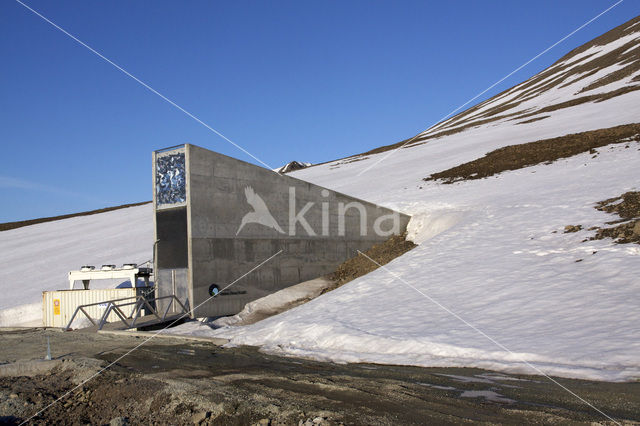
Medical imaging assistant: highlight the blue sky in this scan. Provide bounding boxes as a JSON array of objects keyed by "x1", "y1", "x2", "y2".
[{"x1": 1, "y1": 0, "x2": 638, "y2": 222}]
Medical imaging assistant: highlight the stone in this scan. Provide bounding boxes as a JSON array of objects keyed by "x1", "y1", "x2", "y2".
[
  {"x1": 256, "y1": 419, "x2": 271, "y2": 426},
  {"x1": 191, "y1": 411, "x2": 210, "y2": 424},
  {"x1": 9, "y1": 393, "x2": 18, "y2": 399},
  {"x1": 564, "y1": 225, "x2": 582, "y2": 233},
  {"x1": 633, "y1": 221, "x2": 640, "y2": 235},
  {"x1": 109, "y1": 417, "x2": 129, "y2": 426}
]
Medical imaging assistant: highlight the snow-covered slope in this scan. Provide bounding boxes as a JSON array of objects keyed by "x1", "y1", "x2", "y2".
[
  {"x1": 0, "y1": 204, "x2": 152, "y2": 325},
  {"x1": 198, "y1": 17, "x2": 640, "y2": 382},
  {"x1": 210, "y1": 141, "x2": 640, "y2": 381},
  {"x1": 356, "y1": 15, "x2": 640, "y2": 158}
]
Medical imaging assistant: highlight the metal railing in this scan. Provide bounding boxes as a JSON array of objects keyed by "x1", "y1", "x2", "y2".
[{"x1": 65, "y1": 294, "x2": 188, "y2": 331}]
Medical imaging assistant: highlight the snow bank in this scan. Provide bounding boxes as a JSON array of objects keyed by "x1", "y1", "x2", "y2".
[
  {"x1": 0, "y1": 302, "x2": 42, "y2": 327},
  {"x1": 211, "y1": 277, "x2": 334, "y2": 327},
  {"x1": 169, "y1": 277, "x2": 335, "y2": 336},
  {"x1": 0, "y1": 204, "x2": 153, "y2": 326},
  {"x1": 405, "y1": 206, "x2": 466, "y2": 244}
]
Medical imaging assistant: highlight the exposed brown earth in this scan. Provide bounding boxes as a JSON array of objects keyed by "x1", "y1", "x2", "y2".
[
  {"x1": 1, "y1": 329, "x2": 639, "y2": 425},
  {"x1": 423, "y1": 123, "x2": 640, "y2": 183},
  {"x1": 0, "y1": 201, "x2": 151, "y2": 232},
  {"x1": 327, "y1": 234, "x2": 416, "y2": 289},
  {"x1": 564, "y1": 225, "x2": 583, "y2": 233},
  {"x1": 1, "y1": 366, "x2": 170, "y2": 425},
  {"x1": 401, "y1": 84, "x2": 640, "y2": 152},
  {"x1": 517, "y1": 85, "x2": 640, "y2": 119},
  {"x1": 405, "y1": 84, "x2": 640, "y2": 151},
  {"x1": 516, "y1": 115, "x2": 549, "y2": 125},
  {"x1": 589, "y1": 191, "x2": 640, "y2": 244}
]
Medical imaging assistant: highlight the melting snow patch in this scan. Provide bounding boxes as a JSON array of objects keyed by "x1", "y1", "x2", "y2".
[
  {"x1": 435, "y1": 374, "x2": 495, "y2": 384},
  {"x1": 460, "y1": 390, "x2": 515, "y2": 404},
  {"x1": 419, "y1": 383, "x2": 458, "y2": 391}
]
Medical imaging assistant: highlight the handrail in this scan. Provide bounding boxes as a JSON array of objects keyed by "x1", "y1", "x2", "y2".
[{"x1": 65, "y1": 294, "x2": 188, "y2": 331}]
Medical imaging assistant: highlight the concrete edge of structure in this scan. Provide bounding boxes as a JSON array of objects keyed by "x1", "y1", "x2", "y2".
[{"x1": 97, "y1": 329, "x2": 230, "y2": 346}]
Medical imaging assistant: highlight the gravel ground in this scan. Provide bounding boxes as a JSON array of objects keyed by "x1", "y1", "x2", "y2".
[{"x1": 0, "y1": 328, "x2": 638, "y2": 425}]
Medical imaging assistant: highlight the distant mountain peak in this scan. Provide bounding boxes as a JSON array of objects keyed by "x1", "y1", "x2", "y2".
[{"x1": 276, "y1": 161, "x2": 312, "y2": 174}]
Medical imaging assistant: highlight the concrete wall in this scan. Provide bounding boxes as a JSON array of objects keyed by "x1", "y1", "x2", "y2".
[
  {"x1": 185, "y1": 144, "x2": 410, "y2": 317},
  {"x1": 154, "y1": 144, "x2": 410, "y2": 318}
]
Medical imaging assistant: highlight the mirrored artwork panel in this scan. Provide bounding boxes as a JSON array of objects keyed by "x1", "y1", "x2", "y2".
[{"x1": 156, "y1": 152, "x2": 186, "y2": 206}]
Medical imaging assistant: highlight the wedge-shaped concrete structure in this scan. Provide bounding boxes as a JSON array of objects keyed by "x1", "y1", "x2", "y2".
[{"x1": 153, "y1": 144, "x2": 410, "y2": 317}]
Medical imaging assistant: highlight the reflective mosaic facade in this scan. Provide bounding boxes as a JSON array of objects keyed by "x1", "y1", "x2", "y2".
[{"x1": 156, "y1": 152, "x2": 186, "y2": 206}]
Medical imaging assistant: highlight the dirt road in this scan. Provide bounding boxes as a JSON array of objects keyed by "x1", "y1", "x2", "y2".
[{"x1": 0, "y1": 328, "x2": 638, "y2": 425}]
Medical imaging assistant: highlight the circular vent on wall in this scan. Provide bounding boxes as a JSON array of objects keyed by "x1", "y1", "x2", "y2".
[{"x1": 208, "y1": 284, "x2": 220, "y2": 297}]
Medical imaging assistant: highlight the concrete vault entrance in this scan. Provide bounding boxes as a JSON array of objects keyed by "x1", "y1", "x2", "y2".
[{"x1": 153, "y1": 144, "x2": 410, "y2": 318}]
